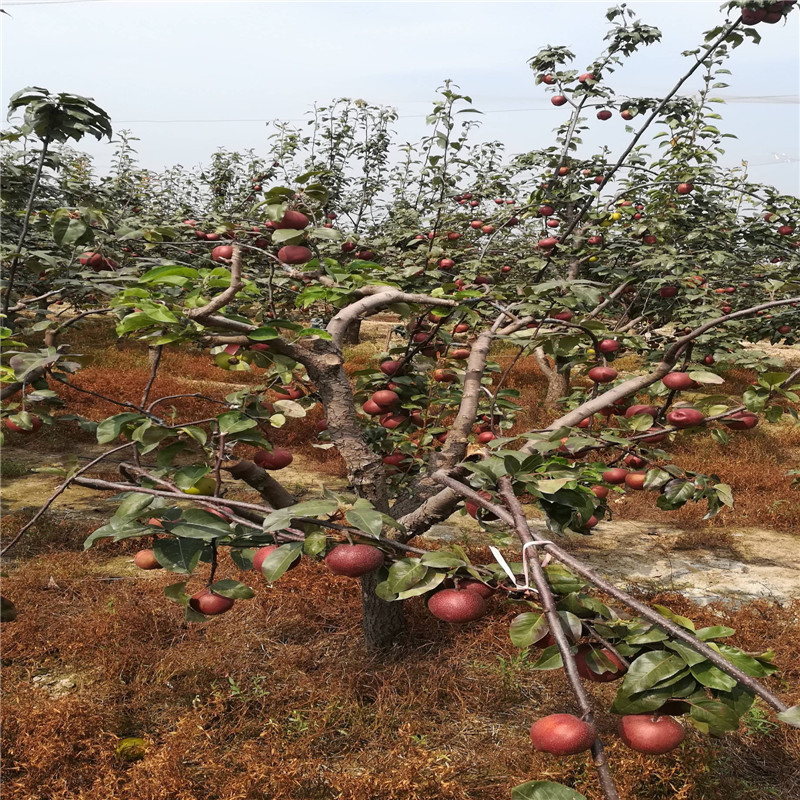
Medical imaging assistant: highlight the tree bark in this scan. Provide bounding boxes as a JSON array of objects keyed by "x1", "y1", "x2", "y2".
[
  {"x1": 302, "y1": 340, "x2": 405, "y2": 650},
  {"x1": 343, "y1": 318, "x2": 362, "y2": 345}
]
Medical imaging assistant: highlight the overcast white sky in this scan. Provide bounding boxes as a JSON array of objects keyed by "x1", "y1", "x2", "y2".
[{"x1": 2, "y1": 0, "x2": 798, "y2": 194}]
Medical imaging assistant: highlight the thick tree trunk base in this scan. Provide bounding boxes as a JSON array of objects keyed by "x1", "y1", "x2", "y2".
[{"x1": 360, "y1": 570, "x2": 405, "y2": 650}]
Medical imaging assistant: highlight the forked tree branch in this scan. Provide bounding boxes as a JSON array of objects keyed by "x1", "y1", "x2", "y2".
[
  {"x1": 432, "y1": 471, "x2": 790, "y2": 714},
  {"x1": 499, "y1": 476, "x2": 620, "y2": 800}
]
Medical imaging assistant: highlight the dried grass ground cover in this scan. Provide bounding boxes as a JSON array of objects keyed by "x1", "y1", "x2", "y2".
[
  {"x1": 2, "y1": 319, "x2": 800, "y2": 799},
  {"x1": 2, "y1": 546, "x2": 800, "y2": 800}
]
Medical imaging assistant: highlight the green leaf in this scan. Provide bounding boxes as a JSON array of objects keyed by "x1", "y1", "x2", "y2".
[
  {"x1": 529, "y1": 644, "x2": 564, "y2": 671},
  {"x1": 622, "y1": 651, "x2": 686, "y2": 694},
  {"x1": 688, "y1": 370, "x2": 724, "y2": 385},
  {"x1": 690, "y1": 661, "x2": 738, "y2": 691},
  {"x1": 52, "y1": 213, "x2": 91, "y2": 247},
  {"x1": 511, "y1": 781, "x2": 587, "y2": 800},
  {"x1": 208, "y1": 579, "x2": 255, "y2": 599},
  {"x1": 217, "y1": 411, "x2": 257, "y2": 435},
  {"x1": 395, "y1": 569, "x2": 445, "y2": 600},
  {"x1": 262, "y1": 499, "x2": 339, "y2": 531},
  {"x1": 139, "y1": 265, "x2": 199, "y2": 285},
  {"x1": 302, "y1": 531, "x2": 328, "y2": 558},
  {"x1": 717, "y1": 645, "x2": 777, "y2": 677},
  {"x1": 153, "y1": 537, "x2": 205, "y2": 574},
  {"x1": 230, "y1": 548, "x2": 256, "y2": 570},
  {"x1": 695, "y1": 626, "x2": 735, "y2": 641},
  {"x1": 96, "y1": 412, "x2": 143, "y2": 444},
  {"x1": 419, "y1": 551, "x2": 466, "y2": 569},
  {"x1": 509, "y1": 612, "x2": 549, "y2": 649},
  {"x1": 543, "y1": 563, "x2": 585, "y2": 594},
  {"x1": 345, "y1": 501, "x2": 384, "y2": 538},
  {"x1": 167, "y1": 508, "x2": 232, "y2": 540},
  {"x1": 777, "y1": 705, "x2": 800, "y2": 729},
  {"x1": 386, "y1": 558, "x2": 427, "y2": 594},
  {"x1": 260, "y1": 542, "x2": 303, "y2": 582},
  {"x1": 689, "y1": 698, "x2": 741, "y2": 733},
  {"x1": 652, "y1": 605, "x2": 696, "y2": 631},
  {"x1": 249, "y1": 326, "x2": 279, "y2": 341},
  {"x1": 164, "y1": 581, "x2": 189, "y2": 604}
]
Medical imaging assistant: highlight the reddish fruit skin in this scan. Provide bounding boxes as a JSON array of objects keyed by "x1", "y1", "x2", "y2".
[
  {"x1": 211, "y1": 245, "x2": 234, "y2": 262},
  {"x1": 250, "y1": 343, "x2": 270, "y2": 352},
  {"x1": 598, "y1": 339, "x2": 619, "y2": 353},
  {"x1": 341, "y1": 241, "x2": 356, "y2": 252},
  {"x1": 189, "y1": 590, "x2": 235, "y2": 616},
  {"x1": 778, "y1": 324, "x2": 792, "y2": 334},
  {"x1": 5, "y1": 415, "x2": 42, "y2": 433},
  {"x1": 703, "y1": 355, "x2": 715, "y2": 365},
  {"x1": 272, "y1": 210, "x2": 309, "y2": 230},
  {"x1": 596, "y1": 109, "x2": 612, "y2": 120},
  {"x1": 576, "y1": 644, "x2": 627, "y2": 682},
  {"x1": 433, "y1": 369, "x2": 457, "y2": 383},
  {"x1": 676, "y1": 182, "x2": 694, "y2": 195},
  {"x1": 639, "y1": 427, "x2": 668, "y2": 444},
  {"x1": 529, "y1": 714, "x2": 597, "y2": 755},
  {"x1": 274, "y1": 386, "x2": 304, "y2": 401},
  {"x1": 588, "y1": 366, "x2": 618, "y2": 384},
  {"x1": 659, "y1": 286, "x2": 679, "y2": 299},
  {"x1": 380, "y1": 360, "x2": 401, "y2": 376},
  {"x1": 253, "y1": 448, "x2": 293, "y2": 470},
  {"x1": 541, "y1": 74, "x2": 556, "y2": 85},
  {"x1": 620, "y1": 109, "x2": 634, "y2": 120},
  {"x1": 777, "y1": 225, "x2": 794, "y2": 236},
  {"x1": 666, "y1": 408, "x2": 705, "y2": 429},
  {"x1": 625, "y1": 472, "x2": 647, "y2": 490},
  {"x1": 551, "y1": 95, "x2": 568, "y2": 107},
  {"x1": 617, "y1": 715, "x2": 685, "y2": 754},
  {"x1": 253, "y1": 544, "x2": 281, "y2": 572},
  {"x1": 602, "y1": 468, "x2": 628, "y2": 484},
  {"x1": 477, "y1": 431, "x2": 496, "y2": 444},
  {"x1": 380, "y1": 413, "x2": 407, "y2": 429},
  {"x1": 591, "y1": 485, "x2": 610, "y2": 500},
  {"x1": 722, "y1": 411, "x2": 758, "y2": 431},
  {"x1": 620, "y1": 450, "x2": 646, "y2": 468},
  {"x1": 428, "y1": 588, "x2": 486, "y2": 623},
  {"x1": 625, "y1": 404, "x2": 658, "y2": 419},
  {"x1": 552, "y1": 310, "x2": 572, "y2": 322},
  {"x1": 587, "y1": 235, "x2": 604, "y2": 246},
  {"x1": 465, "y1": 490, "x2": 495, "y2": 520},
  {"x1": 133, "y1": 549, "x2": 161, "y2": 570},
  {"x1": 371, "y1": 389, "x2": 399, "y2": 408},
  {"x1": 325, "y1": 544, "x2": 384, "y2": 577},
  {"x1": 382, "y1": 452, "x2": 408, "y2": 469},
  {"x1": 451, "y1": 348, "x2": 471, "y2": 360},
  {"x1": 277, "y1": 245, "x2": 313, "y2": 264},
  {"x1": 438, "y1": 258, "x2": 455, "y2": 270},
  {"x1": 363, "y1": 399, "x2": 384, "y2": 415},
  {"x1": 662, "y1": 372, "x2": 696, "y2": 391}
]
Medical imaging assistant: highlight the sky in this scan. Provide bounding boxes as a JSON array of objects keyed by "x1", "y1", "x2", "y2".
[{"x1": 1, "y1": 0, "x2": 799, "y2": 195}]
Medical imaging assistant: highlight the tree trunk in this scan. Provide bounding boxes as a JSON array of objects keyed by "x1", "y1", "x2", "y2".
[
  {"x1": 303, "y1": 341, "x2": 404, "y2": 649},
  {"x1": 360, "y1": 569, "x2": 406, "y2": 650},
  {"x1": 544, "y1": 371, "x2": 569, "y2": 408},
  {"x1": 343, "y1": 318, "x2": 362, "y2": 345}
]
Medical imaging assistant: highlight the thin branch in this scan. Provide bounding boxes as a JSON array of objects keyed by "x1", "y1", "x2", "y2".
[
  {"x1": 431, "y1": 471, "x2": 790, "y2": 714},
  {"x1": 0, "y1": 442, "x2": 135, "y2": 556},
  {"x1": 186, "y1": 245, "x2": 244, "y2": 320},
  {"x1": 499, "y1": 476, "x2": 619, "y2": 800}
]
